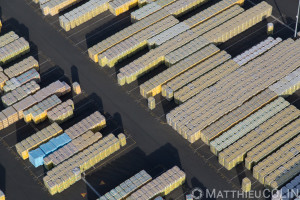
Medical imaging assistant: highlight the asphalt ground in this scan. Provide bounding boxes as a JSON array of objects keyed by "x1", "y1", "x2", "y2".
[{"x1": 0, "y1": 0, "x2": 299, "y2": 199}]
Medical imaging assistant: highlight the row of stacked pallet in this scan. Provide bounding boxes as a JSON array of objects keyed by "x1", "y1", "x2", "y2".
[
  {"x1": 166, "y1": 37, "x2": 300, "y2": 144},
  {"x1": 117, "y1": 3, "x2": 246, "y2": 85},
  {"x1": 272, "y1": 174, "x2": 300, "y2": 200},
  {"x1": 47, "y1": 99, "x2": 74, "y2": 123},
  {"x1": 97, "y1": 170, "x2": 152, "y2": 200},
  {"x1": 139, "y1": 43, "x2": 219, "y2": 97},
  {"x1": 59, "y1": 0, "x2": 110, "y2": 31},
  {"x1": 161, "y1": 51, "x2": 231, "y2": 101},
  {"x1": 43, "y1": 133, "x2": 127, "y2": 195},
  {"x1": 126, "y1": 166, "x2": 186, "y2": 199}
]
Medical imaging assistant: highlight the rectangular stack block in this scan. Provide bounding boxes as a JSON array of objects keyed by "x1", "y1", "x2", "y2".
[
  {"x1": 108, "y1": 0, "x2": 138, "y2": 16},
  {"x1": 44, "y1": 131, "x2": 102, "y2": 169},
  {"x1": 4, "y1": 56, "x2": 39, "y2": 78},
  {"x1": 0, "y1": 31, "x2": 19, "y2": 47},
  {"x1": 64, "y1": 111, "x2": 106, "y2": 139},
  {"x1": 97, "y1": 170, "x2": 152, "y2": 200},
  {"x1": 0, "y1": 37, "x2": 30, "y2": 64},
  {"x1": 127, "y1": 166, "x2": 186, "y2": 199},
  {"x1": 43, "y1": 133, "x2": 126, "y2": 195},
  {"x1": 47, "y1": 99, "x2": 74, "y2": 123},
  {"x1": 41, "y1": 0, "x2": 82, "y2": 16},
  {"x1": 15, "y1": 123, "x2": 63, "y2": 160},
  {"x1": 1, "y1": 81, "x2": 40, "y2": 107}
]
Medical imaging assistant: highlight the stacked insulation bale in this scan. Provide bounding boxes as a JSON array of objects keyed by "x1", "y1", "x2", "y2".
[
  {"x1": 88, "y1": 9, "x2": 170, "y2": 62},
  {"x1": 72, "y1": 82, "x2": 81, "y2": 94},
  {"x1": 200, "y1": 89, "x2": 277, "y2": 145},
  {"x1": 166, "y1": 37, "x2": 300, "y2": 144},
  {"x1": 127, "y1": 166, "x2": 186, "y2": 199},
  {"x1": 1, "y1": 81, "x2": 40, "y2": 107},
  {"x1": 218, "y1": 105, "x2": 300, "y2": 170},
  {"x1": 0, "y1": 37, "x2": 30, "y2": 64},
  {"x1": 47, "y1": 99, "x2": 74, "y2": 123},
  {"x1": 97, "y1": 170, "x2": 152, "y2": 200},
  {"x1": 4, "y1": 56, "x2": 39, "y2": 78},
  {"x1": 272, "y1": 174, "x2": 300, "y2": 200},
  {"x1": 164, "y1": 51, "x2": 231, "y2": 101},
  {"x1": 59, "y1": 0, "x2": 110, "y2": 31},
  {"x1": 210, "y1": 97, "x2": 289, "y2": 155},
  {"x1": 98, "y1": 16, "x2": 179, "y2": 67},
  {"x1": 253, "y1": 133, "x2": 300, "y2": 188},
  {"x1": 0, "y1": 31, "x2": 19, "y2": 47},
  {"x1": 164, "y1": 0, "x2": 210, "y2": 17},
  {"x1": 29, "y1": 133, "x2": 71, "y2": 167},
  {"x1": 140, "y1": 44, "x2": 219, "y2": 97},
  {"x1": 108, "y1": 0, "x2": 138, "y2": 16},
  {"x1": 15, "y1": 123, "x2": 63, "y2": 160},
  {"x1": 0, "y1": 190, "x2": 4, "y2": 200},
  {"x1": 118, "y1": 5, "x2": 245, "y2": 85},
  {"x1": 23, "y1": 95, "x2": 62, "y2": 124},
  {"x1": 43, "y1": 133, "x2": 126, "y2": 195},
  {"x1": 233, "y1": 37, "x2": 282, "y2": 66},
  {"x1": 242, "y1": 178, "x2": 251, "y2": 192},
  {"x1": 44, "y1": 131, "x2": 102, "y2": 169},
  {"x1": 41, "y1": 0, "x2": 81, "y2": 16},
  {"x1": 269, "y1": 67, "x2": 300, "y2": 96},
  {"x1": 245, "y1": 118, "x2": 300, "y2": 170},
  {"x1": 3, "y1": 68, "x2": 40, "y2": 93},
  {"x1": 203, "y1": 1, "x2": 273, "y2": 44},
  {"x1": 64, "y1": 111, "x2": 106, "y2": 139}
]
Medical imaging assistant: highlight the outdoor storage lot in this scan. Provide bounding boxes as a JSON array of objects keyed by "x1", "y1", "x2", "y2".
[{"x1": 0, "y1": 0, "x2": 299, "y2": 199}]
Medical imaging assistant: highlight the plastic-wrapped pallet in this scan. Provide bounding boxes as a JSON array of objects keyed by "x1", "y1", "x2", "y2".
[
  {"x1": 47, "y1": 99, "x2": 74, "y2": 123},
  {"x1": 0, "y1": 31, "x2": 19, "y2": 48},
  {"x1": 98, "y1": 16, "x2": 179, "y2": 67},
  {"x1": 88, "y1": 9, "x2": 170, "y2": 62},
  {"x1": 127, "y1": 166, "x2": 186, "y2": 199},
  {"x1": 218, "y1": 105, "x2": 300, "y2": 170},
  {"x1": 29, "y1": 133, "x2": 71, "y2": 167},
  {"x1": 0, "y1": 37, "x2": 30, "y2": 64},
  {"x1": 233, "y1": 37, "x2": 282, "y2": 66},
  {"x1": 140, "y1": 44, "x2": 219, "y2": 98},
  {"x1": 41, "y1": 0, "x2": 82, "y2": 16},
  {"x1": 203, "y1": 1, "x2": 273, "y2": 44},
  {"x1": 245, "y1": 118, "x2": 300, "y2": 170},
  {"x1": 97, "y1": 170, "x2": 152, "y2": 200},
  {"x1": 0, "y1": 190, "x2": 4, "y2": 200},
  {"x1": 43, "y1": 133, "x2": 126, "y2": 195},
  {"x1": 0, "y1": 106, "x2": 19, "y2": 130},
  {"x1": 163, "y1": 51, "x2": 231, "y2": 100},
  {"x1": 15, "y1": 123, "x2": 63, "y2": 159},
  {"x1": 200, "y1": 89, "x2": 277, "y2": 145},
  {"x1": 109, "y1": 0, "x2": 138, "y2": 16},
  {"x1": 44, "y1": 131, "x2": 102, "y2": 169},
  {"x1": 23, "y1": 94, "x2": 62, "y2": 124},
  {"x1": 4, "y1": 56, "x2": 39, "y2": 79},
  {"x1": 118, "y1": 5, "x2": 244, "y2": 85},
  {"x1": 3, "y1": 68, "x2": 40, "y2": 93},
  {"x1": 253, "y1": 134, "x2": 300, "y2": 188},
  {"x1": 64, "y1": 111, "x2": 106, "y2": 139},
  {"x1": 166, "y1": 38, "x2": 300, "y2": 144},
  {"x1": 59, "y1": 0, "x2": 110, "y2": 31},
  {"x1": 1, "y1": 81, "x2": 40, "y2": 107},
  {"x1": 131, "y1": 2, "x2": 162, "y2": 22},
  {"x1": 147, "y1": 22, "x2": 191, "y2": 48},
  {"x1": 269, "y1": 67, "x2": 300, "y2": 96},
  {"x1": 183, "y1": 0, "x2": 245, "y2": 28},
  {"x1": 32, "y1": 80, "x2": 71, "y2": 102},
  {"x1": 210, "y1": 97, "x2": 289, "y2": 155}
]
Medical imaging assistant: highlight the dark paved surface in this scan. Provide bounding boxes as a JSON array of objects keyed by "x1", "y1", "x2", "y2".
[{"x1": 0, "y1": 0, "x2": 299, "y2": 199}]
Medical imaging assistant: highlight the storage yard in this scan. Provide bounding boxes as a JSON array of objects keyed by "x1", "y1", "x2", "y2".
[{"x1": 0, "y1": 0, "x2": 300, "y2": 199}]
